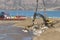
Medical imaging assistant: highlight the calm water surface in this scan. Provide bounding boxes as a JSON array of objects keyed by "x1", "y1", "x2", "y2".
[
  {"x1": 0, "y1": 10, "x2": 60, "y2": 17},
  {"x1": 0, "y1": 23, "x2": 33, "y2": 40}
]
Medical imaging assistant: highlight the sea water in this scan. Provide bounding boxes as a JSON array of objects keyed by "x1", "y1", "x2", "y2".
[{"x1": 0, "y1": 10, "x2": 60, "y2": 18}]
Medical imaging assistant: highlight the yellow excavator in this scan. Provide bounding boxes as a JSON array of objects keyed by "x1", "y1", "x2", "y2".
[
  {"x1": 27, "y1": 0, "x2": 54, "y2": 28},
  {"x1": 23, "y1": 0, "x2": 58, "y2": 32}
]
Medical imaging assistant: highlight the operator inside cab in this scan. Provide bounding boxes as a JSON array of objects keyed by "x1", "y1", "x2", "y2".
[
  {"x1": 46, "y1": 19, "x2": 53, "y2": 24},
  {"x1": 45, "y1": 18, "x2": 54, "y2": 27}
]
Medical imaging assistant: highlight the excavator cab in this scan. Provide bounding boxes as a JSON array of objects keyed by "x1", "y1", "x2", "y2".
[
  {"x1": 46, "y1": 19, "x2": 53, "y2": 24},
  {"x1": 45, "y1": 18, "x2": 54, "y2": 28}
]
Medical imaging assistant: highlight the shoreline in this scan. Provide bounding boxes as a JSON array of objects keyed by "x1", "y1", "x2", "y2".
[
  {"x1": 0, "y1": 17, "x2": 60, "y2": 27},
  {"x1": 0, "y1": 18, "x2": 60, "y2": 40}
]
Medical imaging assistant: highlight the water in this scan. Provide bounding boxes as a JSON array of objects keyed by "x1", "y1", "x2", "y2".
[
  {"x1": 0, "y1": 23, "x2": 33, "y2": 40},
  {"x1": 0, "y1": 10, "x2": 60, "y2": 17}
]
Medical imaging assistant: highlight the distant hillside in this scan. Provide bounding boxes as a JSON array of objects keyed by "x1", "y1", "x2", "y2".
[{"x1": 0, "y1": 0, "x2": 60, "y2": 11}]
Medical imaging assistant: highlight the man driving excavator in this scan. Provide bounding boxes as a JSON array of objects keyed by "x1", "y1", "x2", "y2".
[{"x1": 45, "y1": 18, "x2": 54, "y2": 27}]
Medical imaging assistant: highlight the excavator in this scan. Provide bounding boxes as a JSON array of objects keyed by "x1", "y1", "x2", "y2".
[
  {"x1": 32, "y1": 0, "x2": 53, "y2": 28},
  {"x1": 22, "y1": 0, "x2": 58, "y2": 32}
]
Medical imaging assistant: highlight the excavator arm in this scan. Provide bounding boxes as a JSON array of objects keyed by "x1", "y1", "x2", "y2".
[{"x1": 32, "y1": 12, "x2": 54, "y2": 28}]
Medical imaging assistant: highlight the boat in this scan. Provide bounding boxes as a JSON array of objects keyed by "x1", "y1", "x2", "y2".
[{"x1": 0, "y1": 12, "x2": 27, "y2": 20}]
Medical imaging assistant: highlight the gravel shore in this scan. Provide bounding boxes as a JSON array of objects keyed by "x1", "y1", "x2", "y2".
[{"x1": 0, "y1": 18, "x2": 60, "y2": 40}]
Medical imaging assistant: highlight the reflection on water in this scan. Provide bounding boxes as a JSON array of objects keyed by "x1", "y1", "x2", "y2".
[
  {"x1": 23, "y1": 37, "x2": 32, "y2": 40},
  {"x1": 0, "y1": 23, "x2": 33, "y2": 40},
  {"x1": 0, "y1": 34, "x2": 7, "y2": 39}
]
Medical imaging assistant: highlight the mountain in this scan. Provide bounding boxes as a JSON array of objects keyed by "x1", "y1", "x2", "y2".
[{"x1": 0, "y1": 0, "x2": 60, "y2": 11}]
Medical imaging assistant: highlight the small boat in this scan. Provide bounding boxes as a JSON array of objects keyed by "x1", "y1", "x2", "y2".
[
  {"x1": 0, "y1": 15, "x2": 27, "y2": 20},
  {"x1": 4, "y1": 16, "x2": 27, "y2": 20},
  {"x1": 0, "y1": 12, "x2": 27, "y2": 20}
]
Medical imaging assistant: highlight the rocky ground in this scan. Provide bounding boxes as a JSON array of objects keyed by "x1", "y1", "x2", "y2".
[{"x1": 0, "y1": 18, "x2": 60, "y2": 40}]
